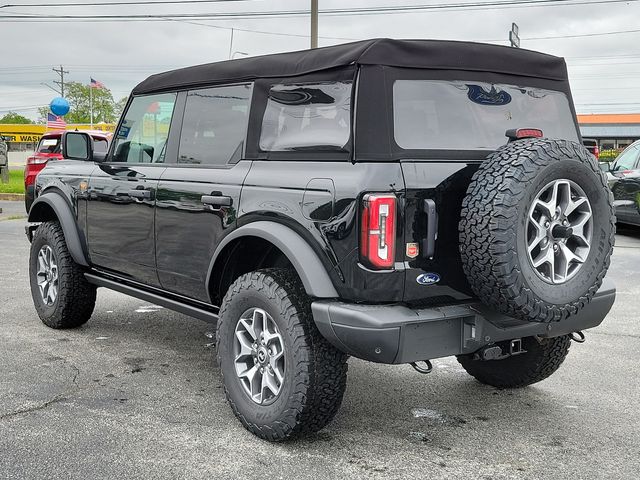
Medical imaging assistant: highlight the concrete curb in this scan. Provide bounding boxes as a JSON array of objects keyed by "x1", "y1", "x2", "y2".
[{"x1": 0, "y1": 193, "x2": 25, "y2": 201}]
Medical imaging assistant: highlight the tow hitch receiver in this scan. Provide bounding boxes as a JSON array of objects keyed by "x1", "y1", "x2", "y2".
[{"x1": 476, "y1": 339, "x2": 526, "y2": 361}]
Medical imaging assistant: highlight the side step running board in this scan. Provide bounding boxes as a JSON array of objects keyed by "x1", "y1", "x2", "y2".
[{"x1": 85, "y1": 273, "x2": 219, "y2": 323}]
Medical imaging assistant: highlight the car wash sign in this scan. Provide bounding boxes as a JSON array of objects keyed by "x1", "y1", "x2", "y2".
[{"x1": 0, "y1": 132, "x2": 41, "y2": 143}]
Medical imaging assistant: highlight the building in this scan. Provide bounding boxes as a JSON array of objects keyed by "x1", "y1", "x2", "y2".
[
  {"x1": 0, "y1": 123, "x2": 115, "y2": 152},
  {"x1": 577, "y1": 114, "x2": 640, "y2": 151}
]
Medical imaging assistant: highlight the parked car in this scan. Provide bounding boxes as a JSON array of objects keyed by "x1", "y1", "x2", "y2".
[
  {"x1": 24, "y1": 130, "x2": 110, "y2": 211},
  {"x1": 583, "y1": 138, "x2": 599, "y2": 160},
  {"x1": 607, "y1": 139, "x2": 640, "y2": 226},
  {"x1": 25, "y1": 39, "x2": 616, "y2": 441}
]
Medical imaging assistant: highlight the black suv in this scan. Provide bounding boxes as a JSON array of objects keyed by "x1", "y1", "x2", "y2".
[{"x1": 26, "y1": 39, "x2": 616, "y2": 441}]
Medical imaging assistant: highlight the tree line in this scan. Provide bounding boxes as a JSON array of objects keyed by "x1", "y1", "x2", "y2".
[{"x1": 1, "y1": 82, "x2": 127, "y2": 124}]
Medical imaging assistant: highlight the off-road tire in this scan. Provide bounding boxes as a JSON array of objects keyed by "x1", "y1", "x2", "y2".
[
  {"x1": 216, "y1": 268, "x2": 348, "y2": 441},
  {"x1": 29, "y1": 221, "x2": 96, "y2": 329},
  {"x1": 457, "y1": 335, "x2": 571, "y2": 388},
  {"x1": 460, "y1": 138, "x2": 615, "y2": 322}
]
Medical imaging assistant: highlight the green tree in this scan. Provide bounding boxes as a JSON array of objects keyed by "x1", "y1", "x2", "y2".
[
  {"x1": 37, "y1": 82, "x2": 119, "y2": 124},
  {"x1": 64, "y1": 81, "x2": 118, "y2": 124},
  {"x1": 0, "y1": 111, "x2": 33, "y2": 124},
  {"x1": 114, "y1": 96, "x2": 128, "y2": 120}
]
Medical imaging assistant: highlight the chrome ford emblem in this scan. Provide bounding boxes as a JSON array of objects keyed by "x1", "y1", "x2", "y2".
[{"x1": 416, "y1": 273, "x2": 440, "y2": 285}]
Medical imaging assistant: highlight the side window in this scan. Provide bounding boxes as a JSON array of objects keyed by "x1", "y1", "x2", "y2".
[
  {"x1": 613, "y1": 146, "x2": 640, "y2": 171},
  {"x1": 112, "y1": 93, "x2": 176, "y2": 163},
  {"x1": 259, "y1": 82, "x2": 351, "y2": 152},
  {"x1": 178, "y1": 84, "x2": 252, "y2": 166}
]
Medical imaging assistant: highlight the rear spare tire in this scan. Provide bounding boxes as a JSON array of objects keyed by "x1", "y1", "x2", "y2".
[{"x1": 459, "y1": 138, "x2": 614, "y2": 322}]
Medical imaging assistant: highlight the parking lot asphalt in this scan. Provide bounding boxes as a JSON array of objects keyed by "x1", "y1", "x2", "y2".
[{"x1": 1, "y1": 210, "x2": 639, "y2": 480}]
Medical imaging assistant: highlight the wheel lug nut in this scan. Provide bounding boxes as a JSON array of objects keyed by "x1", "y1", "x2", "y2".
[{"x1": 553, "y1": 243, "x2": 559, "y2": 252}]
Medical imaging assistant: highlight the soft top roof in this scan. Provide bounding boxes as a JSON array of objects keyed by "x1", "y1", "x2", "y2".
[{"x1": 132, "y1": 38, "x2": 568, "y2": 95}]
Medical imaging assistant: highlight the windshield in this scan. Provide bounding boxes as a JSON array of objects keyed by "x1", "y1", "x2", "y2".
[{"x1": 393, "y1": 80, "x2": 579, "y2": 151}]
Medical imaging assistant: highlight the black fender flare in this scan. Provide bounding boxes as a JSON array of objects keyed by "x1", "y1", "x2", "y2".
[
  {"x1": 207, "y1": 221, "x2": 339, "y2": 298},
  {"x1": 28, "y1": 193, "x2": 89, "y2": 267}
]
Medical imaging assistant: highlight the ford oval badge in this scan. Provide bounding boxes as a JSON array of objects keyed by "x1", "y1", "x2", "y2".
[{"x1": 416, "y1": 273, "x2": 440, "y2": 285}]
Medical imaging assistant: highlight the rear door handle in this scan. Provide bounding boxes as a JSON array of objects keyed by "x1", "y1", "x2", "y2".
[
  {"x1": 201, "y1": 195, "x2": 232, "y2": 207},
  {"x1": 129, "y1": 189, "x2": 152, "y2": 200}
]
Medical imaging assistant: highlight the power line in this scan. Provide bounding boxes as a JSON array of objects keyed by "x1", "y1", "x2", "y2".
[
  {"x1": 0, "y1": 0, "x2": 636, "y2": 21},
  {"x1": 0, "y1": 0, "x2": 253, "y2": 7}
]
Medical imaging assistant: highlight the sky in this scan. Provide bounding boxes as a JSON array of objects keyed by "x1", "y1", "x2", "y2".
[{"x1": 1, "y1": 0, "x2": 639, "y2": 120}]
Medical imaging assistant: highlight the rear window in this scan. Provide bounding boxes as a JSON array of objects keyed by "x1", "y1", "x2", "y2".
[
  {"x1": 260, "y1": 82, "x2": 351, "y2": 152},
  {"x1": 38, "y1": 137, "x2": 60, "y2": 154},
  {"x1": 393, "y1": 80, "x2": 579, "y2": 150}
]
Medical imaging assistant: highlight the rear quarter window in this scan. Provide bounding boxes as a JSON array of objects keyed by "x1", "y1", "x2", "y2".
[
  {"x1": 259, "y1": 82, "x2": 351, "y2": 152},
  {"x1": 393, "y1": 80, "x2": 579, "y2": 151}
]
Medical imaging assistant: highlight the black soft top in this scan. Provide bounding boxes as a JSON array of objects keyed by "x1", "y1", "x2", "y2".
[{"x1": 132, "y1": 38, "x2": 569, "y2": 95}]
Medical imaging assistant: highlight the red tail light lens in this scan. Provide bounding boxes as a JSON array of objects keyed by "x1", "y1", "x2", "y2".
[
  {"x1": 505, "y1": 128, "x2": 544, "y2": 141},
  {"x1": 24, "y1": 156, "x2": 50, "y2": 187},
  {"x1": 360, "y1": 194, "x2": 397, "y2": 269},
  {"x1": 26, "y1": 155, "x2": 49, "y2": 165},
  {"x1": 594, "y1": 145, "x2": 600, "y2": 160}
]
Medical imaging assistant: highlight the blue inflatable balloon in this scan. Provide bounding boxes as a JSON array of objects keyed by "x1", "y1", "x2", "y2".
[{"x1": 50, "y1": 97, "x2": 70, "y2": 116}]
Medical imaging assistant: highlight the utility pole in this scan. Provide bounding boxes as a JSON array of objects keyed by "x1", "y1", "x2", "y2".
[
  {"x1": 310, "y1": 0, "x2": 318, "y2": 49},
  {"x1": 52, "y1": 65, "x2": 69, "y2": 97}
]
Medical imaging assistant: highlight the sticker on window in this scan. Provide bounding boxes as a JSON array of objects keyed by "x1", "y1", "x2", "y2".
[
  {"x1": 117, "y1": 123, "x2": 132, "y2": 139},
  {"x1": 466, "y1": 84, "x2": 512, "y2": 106},
  {"x1": 41, "y1": 139, "x2": 58, "y2": 146}
]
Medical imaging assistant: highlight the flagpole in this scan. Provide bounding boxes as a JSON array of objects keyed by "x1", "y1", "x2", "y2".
[{"x1": 90, "y1": 82, "x2": 94, "y2": 129}]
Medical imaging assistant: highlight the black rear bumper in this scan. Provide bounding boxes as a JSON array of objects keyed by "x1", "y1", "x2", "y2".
[{"x1": 311, "y1": 278, "x2": 616, "y2": 364}]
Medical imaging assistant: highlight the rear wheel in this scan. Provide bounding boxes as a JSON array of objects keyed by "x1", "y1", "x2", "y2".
[
  {"x1": 29, "y1": 221, "x2": 96, "y2": 329},
  {"x1": 216, "y1": 268, "x2": 348, "y2": 441},
  {"x1": 457, "y1": 335, "x2": 571, "y2": 388}
]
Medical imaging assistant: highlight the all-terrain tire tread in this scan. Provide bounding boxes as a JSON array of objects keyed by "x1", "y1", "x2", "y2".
[
  {"x1": 29, "y1": 221, "x2": 96, "y2": 329},
  {"x1": 216, "y1": 268, "x2": 348, "y2": 441},
  {"x1": 457, "y1": 335, "x2": 572, "y2": 388},
  {"x1": 459, "y1": 138, "x2": 615, "y2": 322}
]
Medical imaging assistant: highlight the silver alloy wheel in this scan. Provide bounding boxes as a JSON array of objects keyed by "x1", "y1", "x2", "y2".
[
  {"x1": 527, "y1": 179, "x2": 593, "y2": 284},
  {"x1": 36, "y1": 245, "x2": 59, "y2": 305},
  {"x1": 233, "y1": 307, "x2": 285, "y2": 405}
]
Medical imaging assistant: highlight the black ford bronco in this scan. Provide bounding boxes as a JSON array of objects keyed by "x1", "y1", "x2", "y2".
[{"x1": 26, "y1": 39, "x2": 616, "y2": 441}]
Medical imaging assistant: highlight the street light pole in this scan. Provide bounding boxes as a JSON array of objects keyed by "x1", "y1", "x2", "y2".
[
  {"x1": 228, "y1": 28, "x2": 235, "y2": 59},
  {"x1": 310, "y1": 0, "x2": 318, "y2": 49}
]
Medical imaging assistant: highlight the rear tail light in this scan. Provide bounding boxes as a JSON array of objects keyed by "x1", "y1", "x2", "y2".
[
  {"x1": 593, "y1": 145, "x2": 600, "y2": 160},
  {"x1": 360, "y1": 194, "x2": 397, "y2": 269},
  {"x1": 24, "y1": 156, "x2": 50, "y2": 187},
  {"x1": 505, "y1": 128, "x2": 544, "y2": 141},
  {"x1": 27, "y1": 155, "x2": 49, "y2": 165}
]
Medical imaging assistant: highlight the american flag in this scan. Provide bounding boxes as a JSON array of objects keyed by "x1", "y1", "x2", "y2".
[
  {"x1": 47, "y1": 113, "x2": 66, "y2": 130},
  {"x1": 90, "y1": 77, "x2": 106, "y2": 89}
]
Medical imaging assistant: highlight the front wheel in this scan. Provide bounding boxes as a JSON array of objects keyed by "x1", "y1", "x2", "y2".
[
  {"x1": 216, "y1": 268, "x2": 348, "y2": 441},
  {"x1": 457, "y1": 335, "x2": 571, "y2": 388},
  {"x1": 29, "y1": 221, "x2": 96, "y2": 329}
]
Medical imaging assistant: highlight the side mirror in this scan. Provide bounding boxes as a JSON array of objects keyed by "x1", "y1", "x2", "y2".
[
  {"x1": 62, "y1": 131, "x2": 93, "y2": 161},
  {"x1": 599, "y1": 162, "x2": 611, "y2": 173}
]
